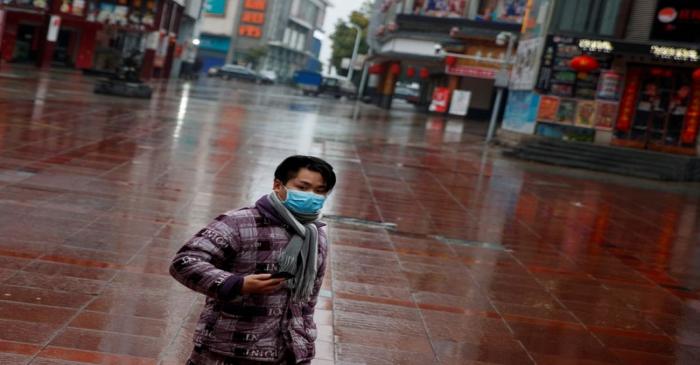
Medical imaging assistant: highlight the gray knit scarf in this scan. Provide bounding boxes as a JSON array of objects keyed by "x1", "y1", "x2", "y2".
[{"x1": 267, "y1": 192, "x2": 319, "y2": 302}]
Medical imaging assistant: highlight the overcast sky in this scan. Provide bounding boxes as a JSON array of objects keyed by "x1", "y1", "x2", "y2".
[{"x1": 319, "y1": 0, "x2": 365, "y2": 73}]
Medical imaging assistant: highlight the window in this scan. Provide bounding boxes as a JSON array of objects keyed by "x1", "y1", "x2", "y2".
[{"x1": 555, "y1": 0, "x2": 625, "y2": 36}]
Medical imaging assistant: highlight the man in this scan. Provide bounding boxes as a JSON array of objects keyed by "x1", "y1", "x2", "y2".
[{"x1": 170, "y1": 155, "x2": 335, "y2": 364}]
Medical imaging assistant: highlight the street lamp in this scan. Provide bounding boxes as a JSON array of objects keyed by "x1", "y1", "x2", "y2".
[
  {"x1": 486, "y1": 31, "x2": 516, "y2": 143},
  {"x1": 347, "y1": 23, "x2": 362, "y2": 81}
]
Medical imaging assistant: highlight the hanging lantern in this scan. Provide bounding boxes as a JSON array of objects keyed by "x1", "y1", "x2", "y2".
[
  {"x1": 406, "y1": 66, "x2": 416, "y2": 78},
  {"x1": 419, "y1": 67, "x2": 430, "y2": 79},
  {"x1": 570, "y1": 55, "x2": 599, "y2": 73},
  {"x1": 368, "y1": 64, "x2": 385, "y2": 74},
  {"x1": 389, "y1": 63, "x2": 401, "y2": 76},
  {"x1": 445, "y1": 56, "x2": 457, "y2": 67},
  {"x1": 693, "y1": 68, "x2": 700, "y2": 82}
]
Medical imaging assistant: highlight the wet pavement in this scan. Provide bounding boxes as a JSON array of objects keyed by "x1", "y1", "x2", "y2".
[{"x1": 0, "y1": 65, "x2": 699, "y2": 365}]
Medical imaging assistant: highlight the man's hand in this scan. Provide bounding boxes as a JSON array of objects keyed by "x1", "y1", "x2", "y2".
[{"x1": 241, "y1": 274, "x2": 285, "y2": 295}]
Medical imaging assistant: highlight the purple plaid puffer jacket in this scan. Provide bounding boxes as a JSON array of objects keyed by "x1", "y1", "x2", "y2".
[{"x1": 170, "y1": 198, "x2": 328, "y2": 363}]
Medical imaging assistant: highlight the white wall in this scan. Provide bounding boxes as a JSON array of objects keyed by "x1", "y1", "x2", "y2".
[{"x1": 200, "y1": 0, "x2": 240, "y2": 37}]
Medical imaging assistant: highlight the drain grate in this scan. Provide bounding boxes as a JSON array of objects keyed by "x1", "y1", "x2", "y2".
[
  {"x1": 323, "y1": 215, "x2": 397, "y2": 230},
  {"x1": 431, "y1": 236, "x2": 511, "y2": 252}
]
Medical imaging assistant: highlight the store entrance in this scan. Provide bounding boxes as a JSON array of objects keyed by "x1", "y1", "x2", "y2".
[
  {"x1": 13, "y1": 24, "x2": 41, "y2": 63},
  {"x1": 616, "y1": 66, "x2": 696, "y2": 154}
]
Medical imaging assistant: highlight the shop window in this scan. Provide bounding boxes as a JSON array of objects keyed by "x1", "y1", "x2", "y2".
[{"x1": 554, "y1": 0, "x2": 625, "y2": 37}]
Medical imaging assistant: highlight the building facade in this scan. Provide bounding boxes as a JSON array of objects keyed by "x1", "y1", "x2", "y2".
[
  {"x1": 367, "y1": 0, "x2": 525, "y2": 112},
  {"x1": 501, "y1": 0, "x2": 700, "y2": 156},
  {"x1": 0, "y1": 0, "x2": 201, "y2": 79},
  {"x1": 198, "y1": 0, "x2": 327, "y2": 80}
]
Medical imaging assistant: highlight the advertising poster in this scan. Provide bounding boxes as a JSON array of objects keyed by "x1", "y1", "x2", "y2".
[
  {"x1": 503, "y1": 90, "x2": 541, "y2": 134},
  {"x1": 449, "y1": 90, "x2": 472, "y2": 116},
  {"x1": 594, "y1": 101, "x2": 618, "y2": 130},
  {"x1": 425, "y1": 0, "x2": 467, "y2": 17},
  {"x1": 596, "y1": 71, "x2": 622, "y2": 100},
  {"x1": 537, "y1": 95, "x2": 559, "y2": 121},
  {"x1": 556, "y1": 99, "x2": 576, "y2": 124},
  {"x1": 510, "y1": 37, "x2": 544, "y2": 90},
  {"x1": 429, "y1": 87, "x2": 451, "y2": 113},
  {"x1": 575, "y1": 100, "x2": 596, "y2": 128},
  {"x1": 477, "y1": 0, "x2": 527, "y2": 24}
]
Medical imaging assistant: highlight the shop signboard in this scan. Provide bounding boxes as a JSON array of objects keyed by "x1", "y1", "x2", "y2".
[
  {"x1": 449, "y1": 90, "x2": 471, "y2": 116},
  {"x1": 503, "y1": 90, "x2": 540, "y2": 134},
  {"x1": 239, "y1": 0, "x2": 266, "y2": 39},
  {"x1": 429, "y1": 87, "x2": 451, "y2": 113},
  {"x1": 651, "y1": 0, "x2": 700, "y2": 43},
  {"x1": 205, "y1": 0, "x2": 226, "y2": 16},
  {"x1": 445, "y1": 65, "x2": 496, "y2": 79}
]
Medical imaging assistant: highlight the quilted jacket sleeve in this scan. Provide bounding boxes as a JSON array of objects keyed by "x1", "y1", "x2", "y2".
[{"x1": 170, "y1": 214, "x2": 242, "y2": 300}]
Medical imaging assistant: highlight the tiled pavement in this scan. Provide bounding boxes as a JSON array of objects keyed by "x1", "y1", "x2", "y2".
[{"x1": 0, "y1": 66, "x2": 699, "y2": 364}]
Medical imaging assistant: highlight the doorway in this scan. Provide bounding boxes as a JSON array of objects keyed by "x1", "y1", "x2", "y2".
[
  {"x1": 13, "y1": 24, "x2": 40, "y2": 63},
  {"x1": 617, "y1": 66, "x2": 696, "y2": 154}
]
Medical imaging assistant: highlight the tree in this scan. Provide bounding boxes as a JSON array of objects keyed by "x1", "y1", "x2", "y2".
[
  {"x1": 329, "y1": 3, "x2": 371, "y2": 77},
  {"x1": 243, "y1": 46, "x2": 268, "y2": 69}
]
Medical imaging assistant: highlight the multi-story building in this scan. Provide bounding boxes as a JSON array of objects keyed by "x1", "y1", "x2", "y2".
[
  {"x1": 367, "y1": 0, "x2": 524, "y2": 111},
  {"x1": 0, "y1": 0, "x2": 202, "y2": 79},
  {"x1": 501, "y1": 0, "x2": 700, "y2": 157},
  {"x1": 198, "y1": 0, "x2": 328, "y2": 80}
]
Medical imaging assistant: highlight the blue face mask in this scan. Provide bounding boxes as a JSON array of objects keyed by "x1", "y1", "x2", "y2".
[{"x1": 282, "y1": 186, "x2": 326, "y2": 215}]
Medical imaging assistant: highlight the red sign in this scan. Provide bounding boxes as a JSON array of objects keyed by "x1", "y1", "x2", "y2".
[
  {"x1": 445, "y1": 65, "x2": 496, "y2": 79},
  {"x1": 682, "y1": 78, "x2": 700, "y2": 144},
  {"x1": 239, "y1": 0, "x2": 266, "y2": 38},
  {"x1": 615, "y1": 69, "x2": 642, "y2": 133},
  {"x1": 0, "y1": 10, "x2": 5, "y2": 52},
  {"x1": 429, "y1": 87, "x2": 451, "y2": 113}
]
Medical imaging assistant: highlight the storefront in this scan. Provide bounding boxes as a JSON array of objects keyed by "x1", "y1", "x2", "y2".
[
  {"x1": 1, "y1": 0, "x2": 182, "y2": 77},
  {"x1": 527, "y1": 34, "x2": 700, "y2": 156}
]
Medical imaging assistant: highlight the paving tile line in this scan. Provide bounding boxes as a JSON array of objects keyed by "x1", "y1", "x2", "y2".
[{"x1": 11, "y1": 183, "x2": 203, "y2": 364}]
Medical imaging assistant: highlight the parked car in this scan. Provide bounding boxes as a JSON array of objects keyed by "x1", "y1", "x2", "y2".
[
  {"x1": 394, "y1": 82, "x2": 420, "y2": 104},
  {"x1": 320, "y1": 76, "x2": 357, "y2": 99},
  {"x1": 293, "y1": 70, "x2": 323, "y2": 96},
  {"x1": 258, "y1": 70, "x2": 277, "y2": 84},
  {"x1": 207, "y1": 64, "x2": 260, "y2": 82}
]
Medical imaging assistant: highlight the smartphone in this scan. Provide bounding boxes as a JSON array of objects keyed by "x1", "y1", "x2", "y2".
[{"x1": 269, "y1": 272, "x2": 294, "y2": 279}]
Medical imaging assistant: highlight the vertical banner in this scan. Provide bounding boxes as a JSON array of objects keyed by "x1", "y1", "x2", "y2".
[
  {"x1": 0, "y1": 10, "x2": 5, "y2": 52},
  {"x1": 47, "y1": 15, "x2": 62, "y2": 42},
  {"x1": 681, "y1": 77, "x2": 700, "y2": 145},
  {"x1": 616, "y1": 69, "x2": 641, "y2": 133}
]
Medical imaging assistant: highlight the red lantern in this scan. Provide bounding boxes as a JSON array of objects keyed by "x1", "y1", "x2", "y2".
[
  {"x1": 419, "y1": 67, "x2": 430, "y2": 79},
  {"x1": 389, "y1": 63, "x2": 401, "y2": 76},
  {"x1": 368, "y1": 64, "x2": 384, "y2": 74},
  {"x1": 693, "y1": 68, "x2": 700, "y2": 82},
  {"x1": 406, "y1": 66, "x2": 416, "y2": 78},
  {"x1": 570, "y1": 55, "x2": 599, "y2": 73},
  {"x1": 445, "y1": 56, "x2": 457, "y2": 67}
]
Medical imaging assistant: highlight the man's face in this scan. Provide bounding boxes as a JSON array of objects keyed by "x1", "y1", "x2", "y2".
[{"x1": 273, "y1": 168, "x2": 328, "y2": 201}]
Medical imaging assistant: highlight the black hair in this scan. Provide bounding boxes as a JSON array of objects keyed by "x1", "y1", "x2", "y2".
[{"x1": 275, "y1": 155, "x2": 336, "y2": 192}]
